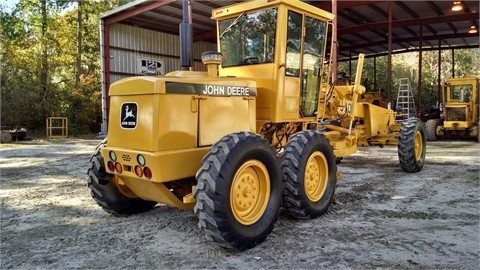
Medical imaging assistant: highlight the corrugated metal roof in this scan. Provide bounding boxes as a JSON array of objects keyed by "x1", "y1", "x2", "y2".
[{"x1": 100, "y1": 0, "x2": 480, "y2": 60}]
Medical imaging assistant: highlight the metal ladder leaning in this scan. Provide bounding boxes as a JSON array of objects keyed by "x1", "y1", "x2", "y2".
[{"x1": 396, "y1": 78, "x2": 416, "y2": 121}]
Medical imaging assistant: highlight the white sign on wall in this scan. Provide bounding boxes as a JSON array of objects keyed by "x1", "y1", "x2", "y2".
[{"x1": 137, "y1": 57, "x2": 165, "y2": 75}]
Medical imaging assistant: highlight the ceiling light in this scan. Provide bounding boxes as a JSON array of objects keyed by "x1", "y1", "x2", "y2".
[
  {"x1": 468, "y1": 25, "x2": 478, "y2": 34},
  {"x1": 451, "y1": 1, "x2": 463, "y2": 11}
]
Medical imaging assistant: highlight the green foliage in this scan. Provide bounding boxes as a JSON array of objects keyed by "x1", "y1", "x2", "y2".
[
  {"x1": 66, "y1": 74, "x2": 102, "y2": 134},
  {"x1": 1, "y1": 0, "x2": 122, "y2": 135}
]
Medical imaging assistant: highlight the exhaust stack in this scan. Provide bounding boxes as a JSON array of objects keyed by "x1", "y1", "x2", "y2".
[{"x1": 180, "y1": 0, "x2": 192, "y2": 70}]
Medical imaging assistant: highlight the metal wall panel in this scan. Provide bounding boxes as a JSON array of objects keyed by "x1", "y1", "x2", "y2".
[
  {"x1": 110, "y1": 74, "x2": 130, "y2": 84},
  {"x1": 108, "y1": 23, "x2": 216, "y2": 77},
  {"x1": 101, "y1": 22, "x2": 217, "y2": 133}
]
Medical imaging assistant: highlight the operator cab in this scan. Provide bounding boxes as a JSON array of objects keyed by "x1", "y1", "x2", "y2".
[{"x1": 212, "y1": 0, "x2": 334, "y2": 124}]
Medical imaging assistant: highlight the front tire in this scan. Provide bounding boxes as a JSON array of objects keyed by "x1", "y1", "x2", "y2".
[
  {"x1": 87, "y1": 139, "x2": 157, "y2": 215},
  {"x1": 425, "y1": 119, "x2": 438, "y2": 141},
  {"x1": 398, "y1": 118, "x2": 426, "y2": 173},
  {"x1": 194, "y1": 132, "x2": 282, "y2": 251},
  {"x1": 281, "y1": 130, "x2": 337, "y2": 219}
]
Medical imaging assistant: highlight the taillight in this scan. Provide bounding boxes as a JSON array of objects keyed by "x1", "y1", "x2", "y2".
[
  {"x1": 115, "y1": 162, "x2": 123, "y2": 173},
  {"x1": 107, "y1": 161, "x2": 115, "y2": 172},
  {"x1": 134, "y1": 165, "x2": 143, "y2": 177},
  {"x1": 144, "y1": 167, "x2": 152, "y2": 179}
]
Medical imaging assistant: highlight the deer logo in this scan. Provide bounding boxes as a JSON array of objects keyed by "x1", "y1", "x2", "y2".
[
  {"x1": 121, "y1": 103, "x2": 138, "y2": 129},
  {"x1": 123, "y1": 105, "x2": 135, "y2": 121}
]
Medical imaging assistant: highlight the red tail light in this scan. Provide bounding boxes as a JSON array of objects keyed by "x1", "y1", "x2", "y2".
[
  {"x1": 107, "y1": 161, "x2": 115, "y2": 172},
  {"x1": 144, "y1": 167, "x2": 152, "y2": 179}
]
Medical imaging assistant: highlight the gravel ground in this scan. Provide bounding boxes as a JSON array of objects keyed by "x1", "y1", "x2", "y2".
[{"x1": 1, "y1": 138, "x2": 479, "y2": 269}]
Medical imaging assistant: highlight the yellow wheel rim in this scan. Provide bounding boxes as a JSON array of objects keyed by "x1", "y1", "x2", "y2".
[
  {"x1": 114, "y1": 176, "x2": 137, "y2": 198},
  {"x1": 305, "y1": 151, "x2": 328, "y2": 202},
  {"x1": 230, "y1": 160, "x2": 270, "y2": 226},
  {"x1": 414, "y1": 131, "x2": 423, "y2": 161}
]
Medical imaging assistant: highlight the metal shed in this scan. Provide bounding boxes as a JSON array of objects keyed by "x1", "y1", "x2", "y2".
[{"x1": 98, "y1": 0, "x2": 479, "y2": 133}]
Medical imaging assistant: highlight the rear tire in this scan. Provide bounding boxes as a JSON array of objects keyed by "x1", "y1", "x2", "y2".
[
  {"x1": 281, "y1": 130, "x2": 336, "y2": 219},
  {"x1": 194, "y1": 132, "x2": 282, "y2": 251},
  {"x1": 398, "y1": 118, "x2": 426, "y2": 173},
  {"x1": 87, "y1": 139, "x2": 157, "y2": 215},
  {"x1": 425, "y1": 119, "x2": 438, "y2": 141}
]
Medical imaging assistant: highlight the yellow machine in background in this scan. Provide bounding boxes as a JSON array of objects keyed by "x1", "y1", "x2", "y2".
[
  {"x1": 87, "y1": 0, "x2": 426, "y2": 251},
  {"x1": 425, "y1": 77, "x2": 479, "y2": 141}
]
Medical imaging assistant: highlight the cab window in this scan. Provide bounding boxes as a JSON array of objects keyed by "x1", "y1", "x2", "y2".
[{"x1": 219, "y1": 8, "x2": 277, "y2": 68}]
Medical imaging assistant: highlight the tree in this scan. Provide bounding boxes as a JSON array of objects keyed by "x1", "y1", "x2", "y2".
[{"x1": 1, "y1": 0, "x2": 123, "y2": 135}]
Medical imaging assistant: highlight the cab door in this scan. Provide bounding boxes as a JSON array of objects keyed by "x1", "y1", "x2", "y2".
[
  {"x1": 300, "y1": 16, "x2": 327, "y2": 117},
  {"x1": 283, "y1": 10, "x2": 302, "y2": 119},
  {"x1": 284, "y1": 10, "x2": 328, "y2": 118}
]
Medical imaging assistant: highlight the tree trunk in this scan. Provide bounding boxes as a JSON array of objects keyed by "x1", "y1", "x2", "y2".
[
  {"x1": 40, "y1": 0, "x2": 49, "y2": 120},
  {"x1": 75, "y1": 0, "x2": 82, "y2": 87}
]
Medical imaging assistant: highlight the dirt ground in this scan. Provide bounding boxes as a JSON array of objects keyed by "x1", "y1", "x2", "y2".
[{"x1": 0, "y1": 138, "x2": 479, "y2": 269}]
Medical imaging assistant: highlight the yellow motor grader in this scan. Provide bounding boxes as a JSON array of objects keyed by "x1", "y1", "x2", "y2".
[
  {"x1": 425, "y1": 77, "x2": 479, "y2": 141},
  {"x1": 87, "y1": 0, "x2": 426, "y2": 251}
]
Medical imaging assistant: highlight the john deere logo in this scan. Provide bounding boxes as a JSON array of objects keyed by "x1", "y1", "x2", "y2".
[{"x1": 121, "y1": 103, "x2": 137, "y2": 129}]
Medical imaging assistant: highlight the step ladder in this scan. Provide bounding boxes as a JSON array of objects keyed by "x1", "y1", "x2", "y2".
[{"x1": 396, "y1": 78, "x2": 416, "y2": 121}]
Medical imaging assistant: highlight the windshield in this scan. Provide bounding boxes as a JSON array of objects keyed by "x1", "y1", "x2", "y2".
[
  {"x1": 450, "y1": 84, "x2": 473, "y2": 102},
  {"x1": 218, "y1": 8, "x2": 277, "y2": 67}
]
